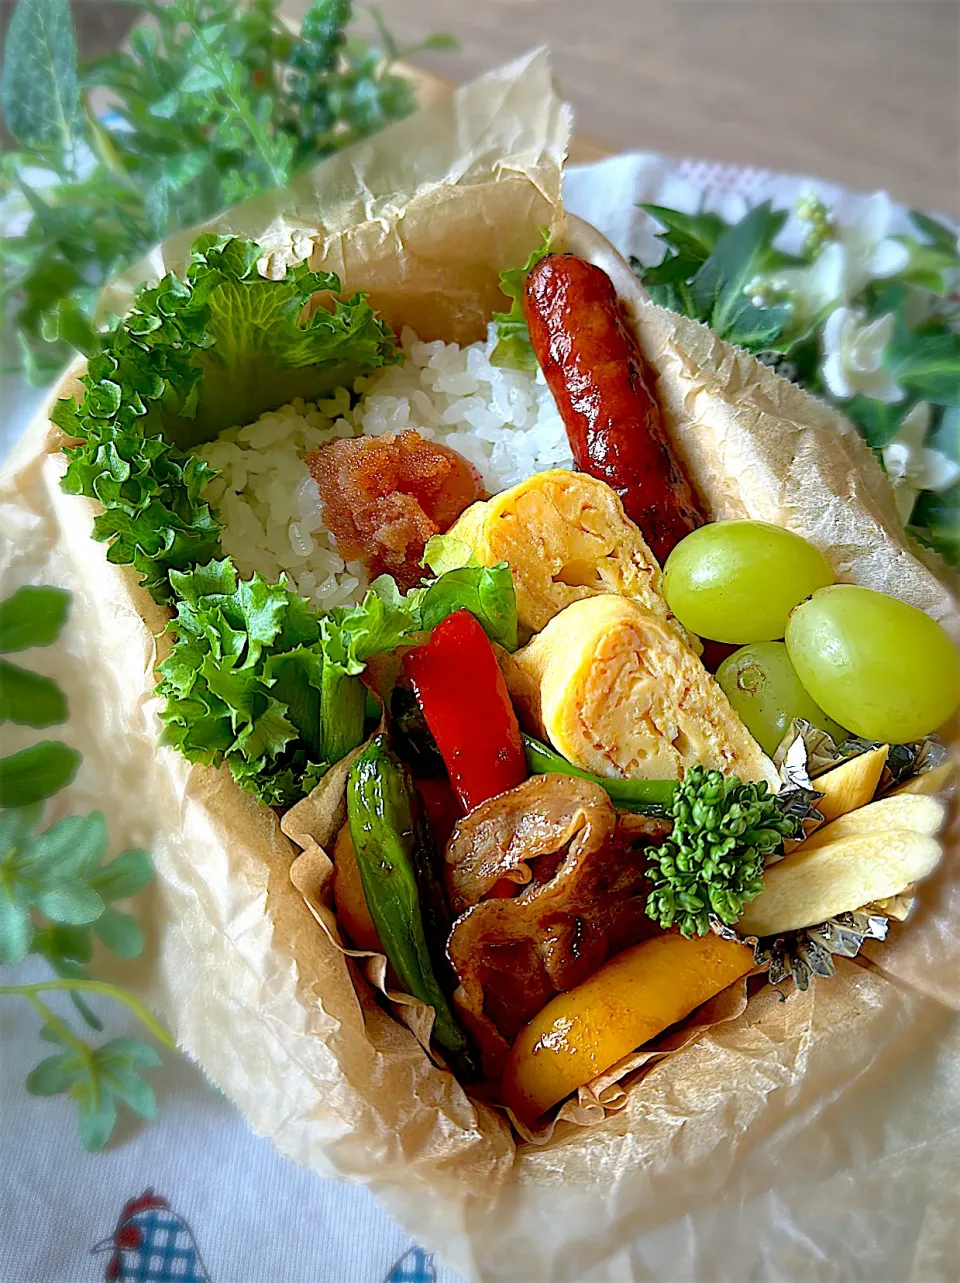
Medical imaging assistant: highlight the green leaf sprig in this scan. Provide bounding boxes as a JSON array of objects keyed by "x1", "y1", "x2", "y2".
[
  {"x1": 52, "y1": 233, "x2": 396, "y2": 604},
  {"x1": 3, "y1": 969, "x2": 173, "y2": 1151},
  {"x1": 0, "y1": 806, "x2": 152, "y2": 968},
  {"x1": 0, "y1": 803, "x2": 167, "y2": 1153},
  {"x1": 635, "y1": 202, "x2": 797, "y2": 352},
  {"x1": 0, "y1": 802, "x2": 170, "y2": 1151},
  {"x1": 645, "y1": 765, "x2": 800, "y2": 938},
  {"x1": 0, "y1": 581, "x2": 170, "y2": 1150},
  {"x1": 24, "y1": 1024, "x2": 164, "y2": 1152},
  {"x1": 0, "y1": 585, "x2": 69, "y2": 729},
  {"x1": 0, "y1": 585, "x2": 81, "y2": 806},
  {"x1": 0, "y1": 0, "x2": 80, "y2": 161},
  {"x1": 1, "y1": 0, "x2": 452, "y2": 378},
  {"x1": 634, "y1": 202, "x2": 960, "y2": 569},
  {"x1": 490, "y1": 228, "x2": 552, "y2": 371}
]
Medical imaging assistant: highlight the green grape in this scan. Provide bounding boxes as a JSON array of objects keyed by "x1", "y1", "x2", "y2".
[
  {"x1": 662, "y1": 521, "x2": 834, "y2": 643},
  {"x1": 786, "y1": 585, "x2": 960, "y2": 742},
  {"x1": 716, "y1": 642, "x2": 848, "y2": 756}
]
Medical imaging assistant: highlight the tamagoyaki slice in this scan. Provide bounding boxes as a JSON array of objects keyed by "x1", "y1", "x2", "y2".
[
  {"x1": 448, "y1": 469, "x2": 687, "y2": 638},
  {"x1": 505, "y1": 594, "x2": 779, "y2": 786}
]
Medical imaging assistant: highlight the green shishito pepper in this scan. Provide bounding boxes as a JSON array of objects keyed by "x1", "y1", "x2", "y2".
[
  {"x1": 522, "y1": 734, "x2": 678, "y2": 817},
  {"x1": 347, "y1": 734, "x2": 476, "y2": 1076}
]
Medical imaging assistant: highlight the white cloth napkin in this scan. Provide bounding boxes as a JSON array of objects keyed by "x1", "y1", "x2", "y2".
[{"x1": 1, "y1": 954, "x2": 464, "y2": 1283}]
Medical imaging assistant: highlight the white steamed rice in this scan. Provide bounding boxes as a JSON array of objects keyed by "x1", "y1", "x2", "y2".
[{"x1": 194, "y1": 325, "x2": 572, "y2": 611}]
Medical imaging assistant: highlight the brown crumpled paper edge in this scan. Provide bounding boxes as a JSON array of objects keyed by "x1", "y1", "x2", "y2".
[{"x1": 3, "y1": 49, "x2": 959, "y2": 1283}]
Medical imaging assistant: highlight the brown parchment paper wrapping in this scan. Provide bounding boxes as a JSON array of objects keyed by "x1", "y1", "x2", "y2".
[{"x1": 3, "y1": 49, "x2": 960, "y2": 1282}]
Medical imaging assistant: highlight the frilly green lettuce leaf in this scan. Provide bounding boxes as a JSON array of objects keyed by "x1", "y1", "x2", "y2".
[
  {"x1": 158, "y1": 558, "x2": 417, "y2": 806},
  {"x1": 490, "y1": 228, "x2": 551, "y2": 372},
  {"x1": 323, "y1": 588, "x2": 418, "y2": 677},
  {"x1": 157, "y1": 560, "x2": 328, "y2": 807},
  {"x1": 56, "y1": 233, "x2": 396, "y2": 604},
  {"x1": 157, "y1": 548, "x2": 520, "y2": 806},
  {"x1": 164, "y1": 234, "x2": 398, "y2": 446}
]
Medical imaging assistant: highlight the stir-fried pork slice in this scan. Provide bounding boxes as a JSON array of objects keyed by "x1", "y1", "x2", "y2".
[{"x1": 445, "y1": 774, "x2": 670, "y2": 1079}]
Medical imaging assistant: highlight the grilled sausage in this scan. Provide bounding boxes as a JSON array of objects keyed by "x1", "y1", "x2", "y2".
[{"x1": 523, "y1": 253, "x2": 705, "y2": 565}]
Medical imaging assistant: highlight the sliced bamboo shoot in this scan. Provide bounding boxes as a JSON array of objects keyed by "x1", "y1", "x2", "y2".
[
  {"x1": 813, "y1": 745, "x2": 888, "y2": 822},
  {"x1": 800, "y1": 793, "x2": 946, "y2": 853},
  {"x1": 895, "y1": 761, "x2": 957, "y2": 797},
  {"x1": 738, "y1": 830, "x2": 942, "y2": 936}
]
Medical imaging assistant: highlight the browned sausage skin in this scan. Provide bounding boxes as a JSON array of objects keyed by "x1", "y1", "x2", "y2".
[{"x1": 522, "y1": 253, "x2": 706, "y2": 566}]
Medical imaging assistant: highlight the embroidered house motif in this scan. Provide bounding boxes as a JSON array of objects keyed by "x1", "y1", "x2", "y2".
[
  {"x1": 91, "y1": 1191, "x2": 211, "y2": 1283},
  {"x1": 385, "y1": 1245, "x2": 436, "y2": 1283}
]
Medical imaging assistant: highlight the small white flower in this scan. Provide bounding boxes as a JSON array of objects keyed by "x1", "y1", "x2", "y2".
[
  {"x1": 821, "y1": 307, "x2": 904, "y2": 403},
  {"x1": 882, "y1": 401, "x2": 960, "y2": 524},
  {"x1": 768, "y1": 192, "x2": 911, "y2": 322},
  {"x1": 838, "y1": 192, "x2": 911, "y2": 297},
  {"x1": 769, "y1": 242, "x2": 846, "y2": 326}
]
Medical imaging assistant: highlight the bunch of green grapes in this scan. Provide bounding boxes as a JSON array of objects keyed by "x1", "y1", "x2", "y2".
[{"x1": 663, "y1": 521, "x2": 958, "y2": 751}]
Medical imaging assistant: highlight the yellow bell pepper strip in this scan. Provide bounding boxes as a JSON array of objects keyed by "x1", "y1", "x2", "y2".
[{"x1": 501, "y1": 931, "x2": 754, "y2": 1126}]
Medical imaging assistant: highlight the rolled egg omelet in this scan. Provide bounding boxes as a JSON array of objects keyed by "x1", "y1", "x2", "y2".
[
  {"x1": 505, "y1": 595, "x2": 779, "y2": 786},
  {"x1": 448, "y1": 469, "x2": 682, "y2": 637}
]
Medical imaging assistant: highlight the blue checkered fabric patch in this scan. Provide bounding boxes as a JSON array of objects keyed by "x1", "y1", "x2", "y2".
[
  {"x1": 118, "y1": 1209, "x2": 210, "y2": 1283},
  {"x1": 385, "y1": 1245, "x2": 436, "y2": 1283}
]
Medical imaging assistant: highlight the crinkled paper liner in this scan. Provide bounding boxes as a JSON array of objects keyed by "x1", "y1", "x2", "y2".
[{"x1": 3, "y1": 47, "x2": 960, "y2": 1283}]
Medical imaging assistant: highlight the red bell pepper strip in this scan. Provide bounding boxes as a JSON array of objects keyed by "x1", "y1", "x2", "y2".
[{"x1": 402, "y1": 609, "x2": 527, "y2": 813}]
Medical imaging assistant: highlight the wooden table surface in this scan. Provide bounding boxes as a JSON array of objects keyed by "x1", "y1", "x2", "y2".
[{"x1": 297, "y1": 0, "x2": 960, "y2": 217}]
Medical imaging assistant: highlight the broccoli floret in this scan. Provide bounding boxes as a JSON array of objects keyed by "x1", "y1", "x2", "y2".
[{"x1": 645, "y1": 765, "x2": 800, "y2": 938}]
